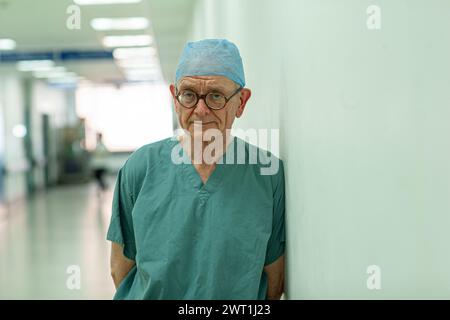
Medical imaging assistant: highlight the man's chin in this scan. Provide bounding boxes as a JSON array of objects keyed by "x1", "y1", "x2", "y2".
[
  {"x1": 189, "y1": 122, "x2": 219, "y2": 131},
  {"x1": 187, "y1": 125, "x2": 225, "y2": 138}
]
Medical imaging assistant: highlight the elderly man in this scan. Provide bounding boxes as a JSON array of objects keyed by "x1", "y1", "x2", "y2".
[{"x1": 107, "y1": 39, "x2": 286, "y2": 300}]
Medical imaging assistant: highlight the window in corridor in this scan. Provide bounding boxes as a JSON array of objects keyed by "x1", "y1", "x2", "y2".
[{"x1": 75, "y1": 82, "x2": 174, "y2": 152}]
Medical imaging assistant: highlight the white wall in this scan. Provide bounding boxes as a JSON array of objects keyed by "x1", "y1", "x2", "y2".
[
  {"x1": 188, "y1": 0, "x2": 450, "y2": 299},
  {"x1": 32, "y1": 80, "x2": 68, "y2": 186},
  {"x1": 0, "y1": 74, "x2": 69, "y2": 201},
  {"x1": 0, "y1": 75, "x2": 28, "y2": 202}
]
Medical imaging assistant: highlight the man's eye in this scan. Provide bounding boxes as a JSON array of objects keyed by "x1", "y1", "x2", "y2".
[
  {"x1": 210, "y1": 93, "x2": 223, "y2": 100},
  {"x1": 182, "y1": 92, "x2": 195, "y2": 99}
]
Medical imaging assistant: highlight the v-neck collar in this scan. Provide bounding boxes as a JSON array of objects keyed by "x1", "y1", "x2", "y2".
[{"x1": 168, "y1": 136, "x2": 236, "y2": 195}]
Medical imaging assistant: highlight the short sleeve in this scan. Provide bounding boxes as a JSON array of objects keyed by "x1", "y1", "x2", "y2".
[
  {"x1": 264, "y1": 160, "x2": 286, "y2": 265},
  {"x1": 106, "y1": 166, "x2": 137, "y2": 261}
]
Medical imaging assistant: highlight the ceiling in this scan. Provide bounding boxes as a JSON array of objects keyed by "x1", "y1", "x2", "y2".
[{"x1": 0, "y1": 0, "x2": 197, "y2": 83}]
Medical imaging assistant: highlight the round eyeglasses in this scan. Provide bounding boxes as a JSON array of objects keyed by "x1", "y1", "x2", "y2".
[{"x1": 175, "y1": 86, "x2": 242, "y2": 110}]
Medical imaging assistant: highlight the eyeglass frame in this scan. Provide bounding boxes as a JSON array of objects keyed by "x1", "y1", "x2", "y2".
[{"x1": 175, "y1": 86, "x2": 243, "y2": 110}]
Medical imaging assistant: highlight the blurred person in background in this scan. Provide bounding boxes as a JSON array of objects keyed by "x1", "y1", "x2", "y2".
[{"x1": 91, "y1": 132, "x2": 109, "y2": 192}]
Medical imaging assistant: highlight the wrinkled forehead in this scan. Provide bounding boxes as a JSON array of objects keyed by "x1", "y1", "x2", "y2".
[{"x1": 177, "y1": 76, "x2": 237, "y2": 91}]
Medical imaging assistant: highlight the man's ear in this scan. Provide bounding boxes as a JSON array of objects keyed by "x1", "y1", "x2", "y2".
[
  {"x1": 169, "y1": 84, "x2": 180, "y2": 113},
  {"x1": 236, "y1": 88, "x2": 252, "y2": 118}
]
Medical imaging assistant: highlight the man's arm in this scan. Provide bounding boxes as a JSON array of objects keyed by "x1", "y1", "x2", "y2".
[
  {"x1": 264, "y1": 255, "x2": 285, "y2": 300},
  {"x1": 110, "y1": 242, "x2": 136, "y2": 289}
]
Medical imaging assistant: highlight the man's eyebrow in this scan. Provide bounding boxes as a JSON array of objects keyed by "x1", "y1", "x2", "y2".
[
  {"x1": 178, "y1": 84, "x2": 230, "y2": 93},
  {"x1": 178, "y1": 84, "x2": 196, "y2": 91},
  {"x1": 207, "y1": 86, "x2": 228, "y2": 92}
]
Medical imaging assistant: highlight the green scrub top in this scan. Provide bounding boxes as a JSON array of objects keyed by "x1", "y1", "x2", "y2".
[{"x1": 107, "y1": 136, "x2": 285, "y2": 299}]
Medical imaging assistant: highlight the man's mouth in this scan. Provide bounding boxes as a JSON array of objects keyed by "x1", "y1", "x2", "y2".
[{"x1": 192, "y1": 121, "x2": 215, "y2": 125}]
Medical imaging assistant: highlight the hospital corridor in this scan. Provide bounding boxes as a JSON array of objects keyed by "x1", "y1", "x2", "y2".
[
  {"x1": 0, "y1": 183, "x2": 115, "y2": 299},
  {"x1": 1, "y1": 0, "x2": 450, "y2": 300}
]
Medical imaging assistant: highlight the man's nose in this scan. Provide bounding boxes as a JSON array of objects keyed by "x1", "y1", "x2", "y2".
[{"x1": 193, "y1": 97, "x2": 211, "y2": 116}]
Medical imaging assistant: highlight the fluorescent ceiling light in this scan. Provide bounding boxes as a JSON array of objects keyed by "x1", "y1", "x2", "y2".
[
  {"x1": 33, "y1": 67, "x2": 67, "y2": 78},
  {"x1": 91, "y1": 17, "x2": 149, "y2": 31},
  {"x1": 46, "y1": 72, "x2": 78, "y2": 79},
  {"x1": 102, "y1": 35, "x2": 153, "y2": 48},
  {"x1": 125, "y1": 69, "x2": 161, "y2": 81},
  {"x1": 74, "y1": 0, "x2": 142, "y2": 5},
  {"x1": 0, "y1": 38, "x2": 16, "y2": 50},
  {"x1": 116, "y1": 59, "x2": 159, "y2": 69},
  {"x1": 125, "y1": 68, "x2": 160, "y2": 76},
  {"x1": 126, "y1": 75, "x2": 161, "y2": 82},
  {"x1": 16, "y1": 60, "x2": 55, "y2": 72},
  {"x1": 47, "y1": 77, "x2": 82, "y2": 85},
  {"x1": 33, "y1": 70, "x2": 77, "y2": 79},
  {"x1": 113, "y1": 47, "x2": 157, "y2": 59}
]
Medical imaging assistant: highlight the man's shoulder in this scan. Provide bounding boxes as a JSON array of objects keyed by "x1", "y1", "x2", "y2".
[
  {"x1": 236, "y1": 137, "x2": 281, "y2": 160},
  {"x1": 122, "y1": 137, "x2": 174, "y2": 174},
  {"x1": 233, "y1": 137, "x2": 284, "y2": 176}
]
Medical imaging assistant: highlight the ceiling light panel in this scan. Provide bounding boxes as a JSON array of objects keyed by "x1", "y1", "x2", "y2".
[{"x1": 91, "y1": 17, "x2": 149, "y2": 31}]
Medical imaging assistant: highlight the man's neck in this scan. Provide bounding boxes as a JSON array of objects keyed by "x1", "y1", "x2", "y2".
[
  {"x1": 178, "y1": 133, "x2": 233, "y2": 184},
  {"x1": 179, "y1": 133, "x2": 233, "y2": 166}
]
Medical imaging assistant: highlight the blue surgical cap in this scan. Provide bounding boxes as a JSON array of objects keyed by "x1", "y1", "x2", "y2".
[{"x1": 175, "y1": 39, "x2": 246, "y2": 87}]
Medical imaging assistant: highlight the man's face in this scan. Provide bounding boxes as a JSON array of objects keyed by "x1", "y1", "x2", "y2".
[{"x1": 170, "y1": 76, "x2": 251, "y2": 138}]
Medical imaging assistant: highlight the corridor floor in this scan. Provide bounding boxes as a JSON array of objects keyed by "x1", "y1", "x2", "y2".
[{"x1": 0, "y1": 183, "x2": 116, "y2": 299}]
